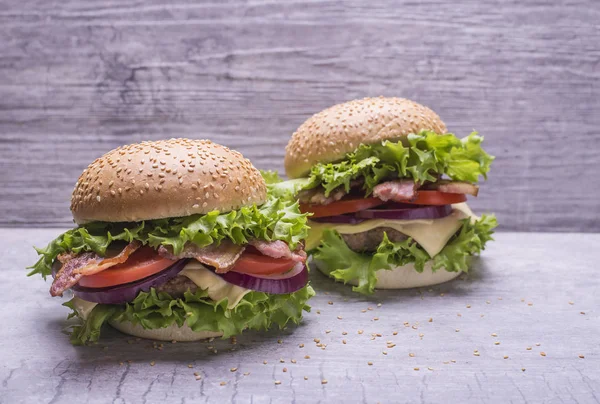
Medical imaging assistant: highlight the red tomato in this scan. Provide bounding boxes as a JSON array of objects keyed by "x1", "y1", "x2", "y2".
[
  {"x1": 403, "y1": 190, "x2": 467, "y2": 205},
  {"x1": 230, "y1": 253, "x2": 296, "y2": 276},
  {"x1": 78, "y1": 247, "x2": 175, "y2": 288},
  {"x1": 300, "y1": 197, "x2": 386, "y2": 218}
]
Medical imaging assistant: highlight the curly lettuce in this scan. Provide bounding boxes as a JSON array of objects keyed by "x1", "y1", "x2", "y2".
[
  {"x1": 271, "y1": 131, "x2": 494, "y2": 198},
  {"x1": 29, "y1": 196, "x2": 309, "y2": 279},
  {"x1": 65, "y1": 285, "x2": 315, "y2": 345},
  {"x1": 313, "y1": 214, "x2": 497, "y2": 295}
]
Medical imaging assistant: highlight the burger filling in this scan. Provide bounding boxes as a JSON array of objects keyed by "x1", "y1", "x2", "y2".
[
  {"x1": 29, "y1": 195, "x2": 315, "y2": 345},
  {"x1": 270, "y1": 130, "x2": 497, "y2": 295}
]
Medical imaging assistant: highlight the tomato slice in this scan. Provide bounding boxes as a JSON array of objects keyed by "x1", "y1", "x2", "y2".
[
  {"x1": 78, "y1": 246, "x2": 175, "y2": 288},
  {"x1": 403, "y1": 190, "x2": 467, "y2": 205},
  {"x1": 300, "y1": 197, "x2": 386, "y2": 218},
  {"x1": 231, "y1": 253, "x2": 296, "y2": 276}
]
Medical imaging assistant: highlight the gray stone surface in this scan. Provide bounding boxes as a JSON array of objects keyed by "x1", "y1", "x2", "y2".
[
  {"x1": 0, "y1": 229, "x2": 599, "y2": 403},
  {"x1": 1, "y1": 0, "x2": 600, "y2": 231}
]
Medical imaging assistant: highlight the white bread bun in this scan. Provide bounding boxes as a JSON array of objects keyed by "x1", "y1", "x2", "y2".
[
  {"x1": 314, "y1": 260, "x2": 461, "y2": 290},
  {"x1": 285, "y1": 97, "x2": 447, "y2": 178},
  {"x1": 109, "y1": 319, "x2": 223, "y2": 342},
  {"x1": 71, "y1": 138, "x2": 266, "y2": 224}
]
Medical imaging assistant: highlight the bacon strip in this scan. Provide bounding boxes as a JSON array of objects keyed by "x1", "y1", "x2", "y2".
[
  {"x1": 249, "y1": 240, "x2": 307, "y2": 263},
  {"x1": 158, "y1": 240, "x2": 245, "y2": 274},
  {"x1": 424, "y1": 180, "x2": 479, "y2": 197},
  {"x1": 372, "y1": 180, "x2": 417, "y2": 202},
  {"x1": 50, "y1": 241, "x2": 142, "y2": 297}
]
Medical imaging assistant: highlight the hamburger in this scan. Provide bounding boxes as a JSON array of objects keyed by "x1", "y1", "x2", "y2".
[
  {"x1": 278, "y1": 97, "x2": 497, "y2": 294},
  {"x1": 29, "y1": 139, "x2": 314, "y2": 344}
]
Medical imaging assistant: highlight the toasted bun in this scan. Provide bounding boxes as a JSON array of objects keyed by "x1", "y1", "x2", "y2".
[
  {"x1": 284, "y1": 97, "x2": 447, "y2": 178},
  {"x1": 71, "y1": 138, "x2": 267, "y2": 224},
  {"x1": 109, "y1": 319, "x2": 224, "y2": 342},
  {"x1": 314, "y1": 260, "x2": 461, "y2": 289}
]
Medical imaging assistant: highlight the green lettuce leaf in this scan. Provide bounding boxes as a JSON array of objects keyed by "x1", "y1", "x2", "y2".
[
  {"x1": 65, "y1": 285, "x2": 315, "y2": 345},
  {"x1": 29, "y1": 196, "x2": 309, "y2": 279},
  {"x1": 313, "y1": 214, "x2": 497, "y2": 295},
  {"x1": 298, "y1": 131, "x2": 494, "y2": 197},
  {"x1": 260, "y1": 170, "x2": 284, "y2": 185}
]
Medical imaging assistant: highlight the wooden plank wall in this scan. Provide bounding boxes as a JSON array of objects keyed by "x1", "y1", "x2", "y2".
[{"x1": 1, "y1": 0, "x2": 599, "y2": 231}]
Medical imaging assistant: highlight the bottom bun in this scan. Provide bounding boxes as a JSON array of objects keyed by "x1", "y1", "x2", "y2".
[
  {"x1": 314, "y1": 260, "x2": 461, "y2": 289},
  {"x1": 109, "y1": 320, "x2": 224, "y2": 342}
]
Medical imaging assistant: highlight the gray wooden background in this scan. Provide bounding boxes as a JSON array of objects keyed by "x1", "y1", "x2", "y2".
[{"x1": 1, "y1": 0, "x2": 599, "y2": 231}]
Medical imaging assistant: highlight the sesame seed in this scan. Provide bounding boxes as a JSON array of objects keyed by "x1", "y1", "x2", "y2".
[
  {"x1": 540, "y1": 352, "x2": 547, "y2": 357},
  {"x1": 414, "y1": 368, "x2": 420, "y2": 371},
  {"x1": 274, "y1": 381, "x2": 281, "y2": 385},
  {"x1": 304, "y1": 355, "x2": 310, "y2": 359},
  {"x1": 230, "y1": 367, "x2": 238, "y2": 372},
  {"x1": 579, "y1": 355, "x2": 585, "y2": 359},
  {"x1": 321, "y1": 379, "x2": 328, "y2": 384},
  {"x1": 367, "y1": 362, "x2": 373, "y2": 366},
  {"x1": 299, "y1": 344, "x2": 304, "y2": 348},
  {"x1": 503, "y1": 355, "x2": 509, "y2": 359}
]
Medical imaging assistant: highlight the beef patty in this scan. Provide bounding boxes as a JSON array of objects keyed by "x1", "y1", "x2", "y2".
[
  {"x1": 341, "y1": 227, "x2": 408, "y2": 252},
  {"x1": 154, "y1": 275, "x2": 199, "y2": 298}
]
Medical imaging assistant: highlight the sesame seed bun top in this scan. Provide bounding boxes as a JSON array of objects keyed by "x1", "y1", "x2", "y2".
[
  {"x1": 284, "y1": 97, "x2": 447, "y2": 178},
  {"x1": 71, "y1": 138, "x2": 267, "y2": 224}
]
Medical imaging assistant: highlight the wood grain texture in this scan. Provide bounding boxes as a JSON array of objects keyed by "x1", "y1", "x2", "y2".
[
  {"x1": 1, "y1": 230, "x2": 599, "y2": 403},
  {"x1": 1, "y1": 0, "x2": 599, "y2": 230}
]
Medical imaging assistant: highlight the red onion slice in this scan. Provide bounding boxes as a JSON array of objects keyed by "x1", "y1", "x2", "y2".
[
  {"x1": 354, "y1": 204, "x2": 452, "y2": 220},
  {"x1": 216, "y1": 264, "x2": 308, "y2": 294},
  {"x1": 71, "y1": 259, "x2": 190, "y2": 304}
]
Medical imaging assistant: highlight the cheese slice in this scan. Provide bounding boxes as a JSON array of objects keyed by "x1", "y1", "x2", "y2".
[
  {"x1": 180, "y1": 261, "x2": 250, "y2": 309},
  {"x1": 71, "y1": 296, "x2": 98, "y2": 320},
  {"x1": 306, "y1": 203, "x2": 474, "y2": 257},
  {"x1": 71, "y1": 261, "x2": 251, "y2": 314}
]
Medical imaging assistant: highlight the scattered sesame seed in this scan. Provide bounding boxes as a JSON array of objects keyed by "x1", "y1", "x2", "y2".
[
  {"x1": 328, "y1": 301, "x2": 333, "y2": 305},
  {"x1": 291, "y1": 359, "x2": 297, "y2": 364},
  {"x1": 427, "y1": 367, "x2": 434, "y2": 371},
  {"x1": 368, "y1": 362, "x2": 373, "y2": 366},
  {"x1": 342, "y1": 331, "x2": 348, "y2": 335},
  {"x1": 358, "y1": 330, "x2": 364, "y2": 334},
  {"x1": 377, "y1": 303, "x2": 382, "y2": 307},
  {"x1": 304, "y1": 355, "x2": 310, "y2": 359},
  {"x1": 494, "y1": 342, "x2": 500, "y2": 345},
  {"x1": 274, "y1": 380, "x2": 281, "y2": 385},
  {"x1": 337, "y1": 316, "x2": 343, "y2": 320},
  {"x1": 373, "y1": 317, "x2": 379, "y2": 321},
  {"x1": 569, "y1": 301, "x2": 574, "y2": 305},
  {"x1": 491, "y1": 333, "x2": 498, "y2": 337},
  {"x1": 263, "y1": 360, "x2": 268, "y2": 365},
  {"x1": 243, "y1": 372, "x2": 250, "y2": 376},
  {"x1": 455, "y1": 329, "x2": 460, "y2": 333},
  {"x1": 299, "y1": 344, "x2": 305, "y2": 348},
  {"x1": 382, "y1": 351, "x2": 388, "y2": 355},
  {"x1": 230, "y1": 367, "x2": 238, "y2": 372},
  {"x1": 278, "y1": 339, "x2": 283, "y2": 344},
  {"x1": 150, "y1": 361, "x2": 155, "y2": 366},
  {"x1": 393, "y1": 331, "x2": 398, "y2": 336},
  {"x1": 579, "y1": 355, "x2": 585, "y2": 359},
  {"x1": 522, "y1": 368, "x2": 526, "y2": 372},
  {"x1": 342, "y1": 339, "x2": 347, "y2": 344},
  {"x1": 188, "y1": 364, "x2": 193, "y2": 368},
  {"x1": 409, "y1": 353, "x2": 415, "y2": 357},
  {"x1": 283, "y1": 368, "x2": 288, "y2": 373},
  {"x1": 503, "y1": 355, "x2": 509, "y2": 359},
  {"x1": 540, "y1": 352, "x2": 547, "y2": 357},
  {"x1": 528, "y1": 302, "x2": 533, "y2": 306},
  {"x1": 325, "y1": 330, "x2": 331, "y2": 334},
  {"x1": 321, "y1": 379, "x2": 328, "y2": 385},
  {"x1": 535, "y1": 343, "x2": 541, "y2": 346},
  {"x1": 280, "y1": 359, "x2": 285, "y2": 363},
  {"x1": 414, "y1": 367, "x2": 420, "y2": 371},
  {"x1": 466, "y1": 305, "x2": 472, "y2": 308},
  {"x1": 527, "y1": 347, "x2": 532, "y2": 351},
  {"x1": 428, "y1": 318, "x2": 433, "y2": 323},
  {"x1": 304, "y1": 376, "x2": 308, "y2": 380}
]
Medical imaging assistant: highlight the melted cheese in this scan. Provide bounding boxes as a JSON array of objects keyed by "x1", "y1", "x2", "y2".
[
  {"x1": 306, "y1": 203, "x2": 475, "y2": 257},
  {"x1": 180, "y1": 261, "x2": 250, "y2": 309},
  {"x1": 72, "y1": 296, "x2": 98, "y2": 320}
]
